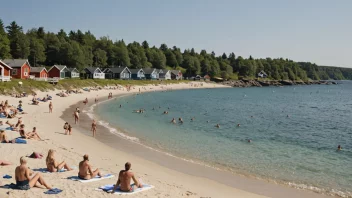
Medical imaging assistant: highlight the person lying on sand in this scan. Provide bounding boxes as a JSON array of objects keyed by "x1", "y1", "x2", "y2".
[
  {"x1": 78, "y1": 154, "x2": 102, "y2": 180},
  {"x1": 15, "y1": 156, "x2": 52, "y2": 190},
  {"x1": 46, "y1": 149, "x2": 72, "y2": 172},
  {"x1": 5, "y1": 119, "x2": 22, "y2": 131},
  {"x1": 110, "y1": 162, "x2": 143, "y2": 193},
  {"x1": 0, "y1": 160, "x2": 11, "y2": 166}
]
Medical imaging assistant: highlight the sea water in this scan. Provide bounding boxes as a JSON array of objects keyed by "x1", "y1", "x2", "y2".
[{"x1": 95, "y1": 82, "x2": 352, "y2": 197}]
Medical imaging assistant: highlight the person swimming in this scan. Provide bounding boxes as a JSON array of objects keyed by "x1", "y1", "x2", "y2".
[
  {"x1": 248, "y1": 139, "x2": 252, "y2": 143},
  {"x1": 171, "y1": 118, "x2": 176, "y2": 124},
  {"x1": 337, "y1": 145, "x2": 342, "y2": 151},
  {"x1": 179, "y1": 118, "x2": 183, "y2": 124},
  {"x1": 215, "y1": 124, "x2": 220, "y2": 128},
  {"x1": 237, "y1": 124, "x2": 240, "y2": 127}
]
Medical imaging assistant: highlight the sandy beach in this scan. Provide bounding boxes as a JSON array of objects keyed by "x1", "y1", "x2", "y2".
[{"x1": 0, "y1": 82, "x2": 332, "y2": 198}]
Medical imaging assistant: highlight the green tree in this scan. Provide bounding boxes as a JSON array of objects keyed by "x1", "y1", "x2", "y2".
[
  {"x1": 28, "y1": 37, "x2": 46, "y2": 66},
  {"x1": 165, "y1": 49, "x2": 177, "y2": 67},
  {"x1": 6, "y1": 21, "x2": 29, "y2": 58},
  {"x1": 0, "y1": 19, "x2": 11, "y2": 58},
  {"x1": 93, "y1": 48, "x2": 107, "y2": 66}
]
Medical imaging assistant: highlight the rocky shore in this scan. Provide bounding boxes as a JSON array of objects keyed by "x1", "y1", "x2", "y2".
[{"x1": 220, "y1": 80, "x2": 337, "y2": 88}]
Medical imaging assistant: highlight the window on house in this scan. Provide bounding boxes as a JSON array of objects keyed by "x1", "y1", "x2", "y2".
[{"x1": 12, "y1": 69, "x2": 17, "y2": 75}]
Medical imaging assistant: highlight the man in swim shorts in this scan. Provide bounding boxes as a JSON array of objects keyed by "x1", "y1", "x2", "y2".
[
  {"x1": 78, "y1": 154, "x2": 102, "y2": 180},
  {"x1": 110, "y1": 162, "x2": 143, "y2": 193}
]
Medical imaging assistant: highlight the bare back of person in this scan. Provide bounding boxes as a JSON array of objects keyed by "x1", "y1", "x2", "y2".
[
  {"x1": 78, "y1": 160, "x2": 90, "y2": 179},
  {"x1": 15, "y1": 165, "x2": 28, "y2": 182},
  {"x1": 119, "y1": 170, "x2": 134, "y2": 192}
]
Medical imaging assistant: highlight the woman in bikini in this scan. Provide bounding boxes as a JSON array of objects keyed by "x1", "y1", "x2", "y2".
[
  {"x1": 49, "y1": 101, "x2": 53, "y2": 113},
  {"x1": 91, "y1": 120, "x2": 97, "y2": 137},
  {"x1": 73, "y1": 110, "x2": 79, "y2": 124},
  {"x1": 68, "y1": 124, "x2": 72, "y2": 135},
  {"x1": 45, "y1": 149, "x2": 72, "y2": 172}
]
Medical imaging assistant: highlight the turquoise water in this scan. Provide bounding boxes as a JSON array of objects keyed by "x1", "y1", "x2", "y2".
[{"x1": 96, "y1": 82, "x2": 352, "y2": 197}]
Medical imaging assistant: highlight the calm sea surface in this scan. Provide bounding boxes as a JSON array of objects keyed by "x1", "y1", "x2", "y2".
[{"x1": 95, "y1": 82, "x2": 352, "y2": 197}]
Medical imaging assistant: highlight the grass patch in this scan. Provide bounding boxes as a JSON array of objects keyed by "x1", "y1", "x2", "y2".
[{"x1": 0, "y1": 79, "x2": 190, "y2": 95}]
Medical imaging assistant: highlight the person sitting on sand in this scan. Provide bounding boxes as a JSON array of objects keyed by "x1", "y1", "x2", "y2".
[
  {"x1": 78, "y1": 154, "x2": 102, "y2": 180},
  {"x1": 19, "y1": 124, "x2": 32, "y2": 139},
  {"x1": 0, "y1": 129, "x2": 18, "y2": 143},
  {"x1": 91, "y1": 120, "x2": 97, "y2": 137},
  {"x1": 46, "y1": 149, "x2": 72, "y2": 172},
  {"x1": 15, "y1": 156, "x2": 52, "y2": 190},
  {"x1": 63, "y1": 122, "x2": 69, "y2": 134},
  {"x1": 32, "y1": 97, "x2": 39, "y2": 105},
  {"x1": 110, "y1": 162, "x2": 143, "y2": 193},
  {"x1": 0, "y1": 160, "x2": 11, "y2": 166},
  {"x1": 31, "y1": 127, "x2": 42, "y2": 140}
]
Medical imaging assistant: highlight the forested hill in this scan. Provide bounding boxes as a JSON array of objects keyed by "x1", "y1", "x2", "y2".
[{"x1": 0, "y1": 19, "x2": 351, "y2": 81}]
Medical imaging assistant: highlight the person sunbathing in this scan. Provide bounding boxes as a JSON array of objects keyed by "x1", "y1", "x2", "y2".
[
  {"x1": 0, "y1": 130, "x2": 17, "y2": 143},
  {"x1": 19, "y1": 124, "x2": 35, "y2": 139},
  {"x1": 30, "y1": 127, "x2": 42, "y2": 140},
  {"x1": 15, "y1": 156, "x2": 52, "y2": 190},
  {"x1": 110, "y1": 162, "x2": 143, "y2": 193},
  {"x1": 78, "y1": 154, "x2": 102, "y2": 180},
  {"x1": 5, "y1": 119, "x2": 21, "y2": 131},
  {"x1": 0, "y1": 160, "x2": 11, "y2": 166},
  {"x1": 46, "y1": 149, "x2": 72, "y2": 172}
]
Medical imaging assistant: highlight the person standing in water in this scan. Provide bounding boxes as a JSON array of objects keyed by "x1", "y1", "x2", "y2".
[
  {"x1": 337, "y1": 145, "x2": 342, "y2": 151},
  {"x1": 73, "y1": 109, "x2": 79, "y2": 124},
  {"x1": 91, "y1": 120, "x2": 97, "y2": 137},
  {"x1": 48, "y1": 101, "x2": 53, "y2": 113}
]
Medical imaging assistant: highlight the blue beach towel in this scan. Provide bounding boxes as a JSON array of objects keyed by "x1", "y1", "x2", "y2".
[
  {"x1": 3, "y1": 174, "x2": 12, "y2": 179},
  {"x1": 44, "y1": 188, "x2": 63, "y2": 194},
  {"x1": 33, "y1": 168, "x2": 67, "y2": 173},
  {"x1": 15, "y1": 138, "x2": 27, "y2": 144},
  {"x1": 0, "y1": 113, "x2": 6, "y2": 118},
  {"x1": 97, "y1": 184, "x2": 154, "y2": 195}
]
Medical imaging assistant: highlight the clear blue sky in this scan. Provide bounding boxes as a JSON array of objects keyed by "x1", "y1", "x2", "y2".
[{"x1": 1, "y1": 0, "x2": 351, "y2": 67}]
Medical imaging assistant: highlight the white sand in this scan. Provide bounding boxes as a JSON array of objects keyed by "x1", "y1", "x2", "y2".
[{"x1": 0, "y1": 82, "x2": 324, "y2": 198}]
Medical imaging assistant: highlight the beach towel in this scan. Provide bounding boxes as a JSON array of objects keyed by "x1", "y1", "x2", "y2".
[
  {"x1": 44, "y1": 188, "x2": 63, "y2": 194},
  {"x1": 33, "y1": 168, "x2": 67, "y2": 173},
  {"x1": 96, "y1": 184, "x2": 154, "y2": 195},
  {"x1": 15, "y1": 138, "x2": 27, "y2": 144},
  {"x1": 0, "y1": 113, "x2": 6, "y2": 118},
  {"x1": 68, "y1": 174, "x2": 114, "y2": 183}
]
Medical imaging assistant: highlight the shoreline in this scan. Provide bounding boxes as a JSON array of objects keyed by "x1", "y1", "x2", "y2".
[
  {"x1": 0, "y1": 82, "x2": 334, "y2": 198},
  {"x1": 66, "y1": 86, "x2": 332, "y2": 198}
]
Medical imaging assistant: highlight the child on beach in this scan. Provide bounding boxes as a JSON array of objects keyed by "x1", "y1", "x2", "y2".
[
  {"x1": 68, "y1": 124, "x2": 72, "y2": 135},
  {"x1": 63, "y1": 122, "x2": 69, "y2": 134}
]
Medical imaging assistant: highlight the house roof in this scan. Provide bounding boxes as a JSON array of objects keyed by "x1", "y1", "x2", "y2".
[
  {"x1": 85, "y1": 67, "x2": 102, "y2": 73},
  {"x1": 259, "y1": 70, "x2": 267, "y2": 75},
  {"x1": 0, "y1": 60, "x2": 12, "y2": 69},
  {"x1": 2, "y1": 59, "x2": 30, "y2": 68},
  {"x1": 30, "y1": 67, "x2": 47, "y2": 73},
  {"x1": 103, "y1": 67, "x2": 131, "y2": 74},
  {"x1": 171, "y1": 70, "x2": 181, "y2": 75},
  {"x1": 129, "y1": 69, "x2": 144, "y2": 74},
  {"x1": 67, "y1": 68, "x2": 79, "y2": 73},
  {"x1": 49, "y1": 65, "x2": 67, "y2": 72},
  {"x1": 143, "y1": 68, "x2": 156, "y2": 75}
]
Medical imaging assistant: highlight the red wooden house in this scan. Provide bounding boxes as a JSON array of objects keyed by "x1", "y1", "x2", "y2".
[
  {"x1": 29, "y1": 67, "x2": 48, "y2": 78},
  {"x1": 3, "y1": 59, "x2": 31, "y2": 79},
  {"x1": 48, "y1": 65, "x2": 68, "y2": 79},
  {"x1": 0, "y1": 60, "x2": 12, "y2": 82}
]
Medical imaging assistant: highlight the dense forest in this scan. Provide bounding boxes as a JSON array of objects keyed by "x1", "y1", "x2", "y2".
[{"x1": 1, "y1": 19, "x2": 352, "y2": 80}]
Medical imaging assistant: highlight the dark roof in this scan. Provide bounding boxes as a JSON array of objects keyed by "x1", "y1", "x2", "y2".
[
  {"x1": 103, "y1": 67, "x2": 130, "y2": 74},
  {"x1": 129, "y1": 69, "x2": 143, "y2": 74},
  {"x1": 2, "y1": 59, "x2": 29, "y2": 68},
  {"x1": 259, "y1": 70, "x2": 267, "y2": 75},
  {"x1": 30, "y1": 67, "x2": 46, "y2": 73},
  {"x1": 85, "y1": 67, "x2": 102, "y2": 73},
  {"x1": 143, "y1": 68, "x2": 156, "y2": 74}
]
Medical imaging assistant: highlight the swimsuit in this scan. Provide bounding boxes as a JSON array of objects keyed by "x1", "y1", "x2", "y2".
[
  {"x1": 78, "y1": 174, "x2": 88, "y2": 180},
  {"x1": 16, "y1": 180, "x2": 30, "y2": 190}
]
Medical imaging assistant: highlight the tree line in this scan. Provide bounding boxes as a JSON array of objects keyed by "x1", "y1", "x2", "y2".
[{"x1": 0, "y1": 19, "x2": 351, "y2": 80}]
